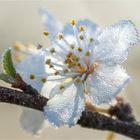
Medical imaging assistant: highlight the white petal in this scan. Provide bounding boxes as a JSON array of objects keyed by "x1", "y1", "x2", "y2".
[
  {"x1": 44, "y1": 82, "x2": 85, "y2": 127},
  {"x1": 94, "y1": 20, "x2": 139, "y2": 66},
  {"x1": 41, "y1": 80, "x2": 61, "y2": 98},
  {"x1": 20, "y1": 109, "x2": 45, "y2": 135},
  {"x1": 40, "y1": 8, "x2": 62, "y2": 39},
  {"x1": 87, "y1": 65, "x2": 130, "y2": 105},
  {"x1": 16, "y1": 52, "x2": 46, "y2": 92}
]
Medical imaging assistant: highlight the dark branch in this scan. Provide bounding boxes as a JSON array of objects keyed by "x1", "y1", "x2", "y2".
[{"x1": 0, "y1": 86, "x2": 140, "y2": 139}]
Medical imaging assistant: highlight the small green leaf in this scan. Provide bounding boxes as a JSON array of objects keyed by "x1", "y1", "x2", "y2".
[
  {"x1": 0, "y1": 73, "x2": 16, "y2": 84},
  {"x1": 2, "y1": 48, "x2": 16, "y2": 78}
]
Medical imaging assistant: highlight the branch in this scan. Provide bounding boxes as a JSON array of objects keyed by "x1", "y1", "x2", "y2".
[{"x1": 0, "y1": 86, "x2": 140, "y2": 139}]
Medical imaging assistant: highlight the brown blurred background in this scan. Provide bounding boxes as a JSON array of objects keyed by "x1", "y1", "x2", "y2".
[{"x1": 0, "y1": 0, "x2": 140, "y2": 140}]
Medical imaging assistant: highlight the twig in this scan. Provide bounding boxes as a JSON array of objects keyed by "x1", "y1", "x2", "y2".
[{"x1": 0, "y1": 86, "x2": 140, "y2": 139}]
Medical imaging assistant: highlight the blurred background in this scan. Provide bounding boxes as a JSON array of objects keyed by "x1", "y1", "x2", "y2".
[{"x1": 0, "y1": 0, "x2": 140, "y2": 139}]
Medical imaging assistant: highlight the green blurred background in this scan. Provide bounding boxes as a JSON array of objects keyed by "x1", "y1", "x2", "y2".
[{"x1": 0, "y1": 0, "x2": 140, "y2": 139}]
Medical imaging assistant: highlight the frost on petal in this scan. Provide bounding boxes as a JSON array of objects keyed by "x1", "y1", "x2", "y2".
[
  {"x1": 87, "y1": 65, "x2": 130, "y2": 105},
  {"x1": 44, "y1": 82, "x2": 85, "y2": 127},
  {"x1": 94, "y1": 20, "x2": 139, "y2": 66},
  {"x1": 16, "y1": 53, "x2": 46, "y2": 92},
  {"x1": 41, "y1": 80, "x2": 61, "y2": 98},
  {"x1": 20, "y1": 109, "x2": 45, "y2": 135},
  {"x1": 40, "y1": 8, "x2": 62, "y2": 39}
]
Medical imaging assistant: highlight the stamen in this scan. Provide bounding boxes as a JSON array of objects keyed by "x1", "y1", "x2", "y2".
[
  {"x1": 43, "y1": 31, "x2": 49, "y2": 36},
  {"x1": 54, "y1": 71, "x2": 60, "y2": 75},
  {"x1": 49, "y1": 64, "x2": 54, "y2": 68},
  {"x1": 70, "y1": 44, "x2": 75, "y2": 49},
  {"x1": 75, "y1": 78, "x2": 81, "y2": 83},
  {"x1": 70, "y1": 19, "x2": 77, "y2": 26},
  {"x1": 45, "y1": 59, "x2": 51, "y2": 65},
  {"x1": 50, "y1": 48, "x2": 56, "y2": 54},
  {"x1": 79, "y1": 35, "x2": 84, "y2": 40},
  {"x1": 60, "y1": 85, "x2": 65, "y2": 90},
  {"x1": 37, "y1": 44, "x2": 43, "y2": 49},
  {"x1": 58, "y1": 33, "x2": 64, "y2": 40},
  {"x1": 78, "y1": 47, "x2": 83, "y2": 52},
  {"x1": 85, "y1": 51, "x2": 91, "y2": 56},
  {"x1": 89, "y1": 37, "x2": 94, "y2": 43},
  {"x1": 79, "y1": 25, "x2": 86, "y2": 32},
  {"x1": 63, "y1": 69, "x2": 69, "y2": 73},
  {"x1": 29, "y1": 74, "x2": 35, "y2": 80},
  {"x1": 41, "y1": 77, "x2": 47, "y2": 83}
]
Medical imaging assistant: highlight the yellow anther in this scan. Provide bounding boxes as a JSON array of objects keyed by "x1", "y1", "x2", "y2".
[
  {"x1": 66, "y1": 52, "x2": 73, "y2": 58},
  {"x1": 93, "y1": 62, "x2": 98, "y2": 68},
  {"x1": 79, "y1": 25, "x2": 86, "y2": 31},
  {"x1": 85, "y1": 51, "x2": 91, "y2": 56},
  {"x1": 70, "y1": 44, "x2": 75, "y2": 49},
  {"x1": 63, "y1": 69, "x2": 69, "y2": 73},
  {"x1": 79, "y1": 35, "x2": 84, "y2": 40},
  {"x1": 89, "y1": 37, "x2": 94, "y2": 42},
  {"x1": 54, "y1": 71, "x2": 60, "y2": 75},
  {"x1": 41, "y1": 78, "x2": 47, "y2": 83},
  {"x1": 76, "y1": 78, "x2": 81, "y2": 83},
  {"x1": 50, "y1": 48, "x2": 56, "y2": 54},
  {"x1": 45, "y1": 59, "x2": 51, "y2": 65},
  {"x1": 70, "y1": 19, "x2": 77, "y2": 26},
  {"x1": 78, "y1": 63, "x2": 87, "y2": 73},
  {"x1": 14, "y1": 42, "x2": 25, "y2": 51},
  {"x1": 78, "y1": 47, "x2": 82, "y2": 52},
  {"x1": 58, "y1": 33, "x2": 64, "y2": 40},
  {"x1": 29, "y1": 74, "x2": 35, "y2": 80},
  {"x1": 43, "y1": 31, "x2": 49, "y2": 36},
  {"x1": 37, "y1": 44, "x2": 43, "y2": 49},
  {"x1": 60, "y1": 85, "x2": 65, "y2": 90},
  {"x1": 49, "y1": 64, "x2": 54, "y2": 68}
]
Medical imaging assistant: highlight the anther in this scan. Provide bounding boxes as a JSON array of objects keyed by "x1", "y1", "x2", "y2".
[
  {"x1": 60, "y1": 85, "x2": 65, "y2": 90},
  {"x1": 78, "y1": 47, "x2": 82, "y2": 52},
  {"x1": 37, "y1": 44, "x2": 43, "y2": 49},
  {"x1": 45, "y1": 59, "x2": 51, "y2": 65},
  {"x1": 70, "y1": 44, "x2": 75, "y2": 49},
  {"x1": 70, "y1": 19, "x2": 77, "y2": 26},
  {"x1": 89, "y1": 37, "x2": 94, "y2": 42},
  {"x1": 54, "y1": 71, "x2": 60, "y2": 75},
  {"x1": 41, "y1": 78, "x2": 47, "y2": 83},
  {"x1": 85, "y1": 51, "x2": 91, "y2": 56},
  {"x1": 29, "y1": 74, "x2": 35, "y2": 80},
  {"x1": 43, "y1": 31, "x2": 49, "y2": 36},
  {"x1": 49, "y1": 64, "x2": 54, "y2": 68},
  {"x1": 79, "y1": 35, "x2": 84, "y2": 40},
  {"x1": 79, "y1": 25, "x2": 86, "y2": 32},
  {"x1": 50, "y1": 48, "x2": 56, "y2": 54},
  {"x1": 76, "y1": 78, "x2": 81, "y2": 83},
  {"x1": 63, "y1": 69, "x2": 69, "y2": 73},
  {"x1": 58, "y1": 33, "x2": 64, "y2": 40}
]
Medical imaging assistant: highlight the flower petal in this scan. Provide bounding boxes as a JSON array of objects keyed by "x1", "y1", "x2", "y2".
[
  {"x1": 40, "y1": 8, "x2": 62, "y2": 39},
  {"x1": 16, "y1": 52, "x2": 46, "y2": 92},
  {"x1": 20, "y1": 109, "x2": 45, "y2": 135},
  {"x1": 41, "y1": 80, "x2": 61, "y2": 98},
  {"x1": 87, "y1": 65, "x2": 130, "y2": 105},
  {"x1": 44, "y1": 82, "x2": 85, "y2": 127},
  {"x1": 94, "y1": 20, "x2": 139, "y2": 66}
]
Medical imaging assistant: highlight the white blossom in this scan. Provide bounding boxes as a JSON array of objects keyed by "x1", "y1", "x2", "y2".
[{"x1": 16, "y1": 9, "x2": 139, "y2": 129}]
